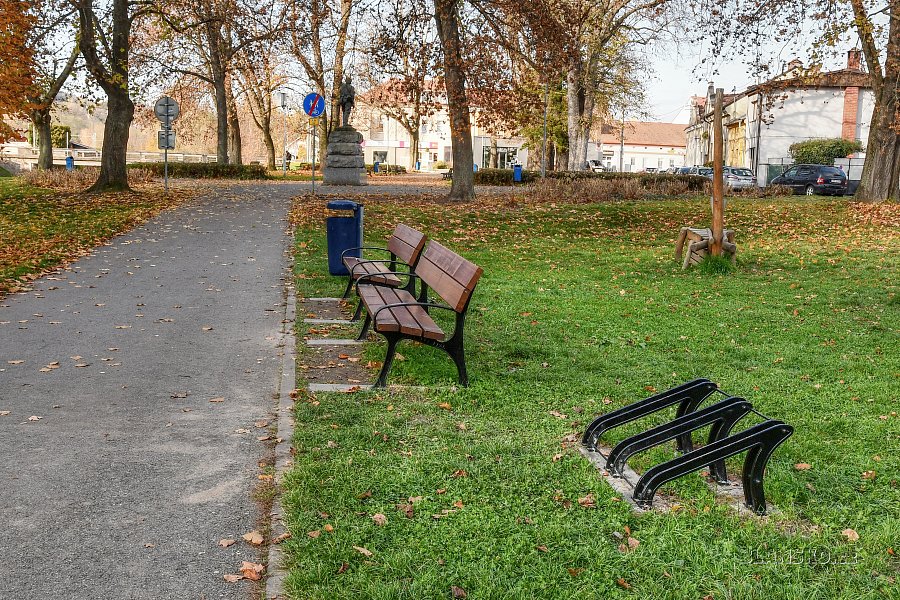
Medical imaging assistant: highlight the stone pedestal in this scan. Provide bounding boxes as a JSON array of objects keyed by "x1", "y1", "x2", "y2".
[{"x1": 323, "y1": 126, "x2": 367, "y2": 186}]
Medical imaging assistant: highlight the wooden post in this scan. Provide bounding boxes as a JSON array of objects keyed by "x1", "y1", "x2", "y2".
[{"x1": 711, "y1": 87, "x2": 725, "y2": 256}]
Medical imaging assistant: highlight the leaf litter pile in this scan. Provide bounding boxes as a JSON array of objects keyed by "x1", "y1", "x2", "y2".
[{"x1": 281, "y1": 192, "x2": 898, "y2": 598}]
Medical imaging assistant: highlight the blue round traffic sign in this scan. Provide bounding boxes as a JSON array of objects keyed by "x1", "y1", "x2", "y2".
[{"x1": 303, "y1": 93, "x2": 325, "y2": 117}]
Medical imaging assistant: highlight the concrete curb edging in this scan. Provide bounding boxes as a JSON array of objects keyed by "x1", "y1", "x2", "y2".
[{"x1": 265, "y1": 268, "x2": 298, "y2": 600}]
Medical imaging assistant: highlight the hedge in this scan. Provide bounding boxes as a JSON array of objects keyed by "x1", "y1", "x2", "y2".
[
  {"x1": 789, "y1": 138, "x2": 863, "y2": 165},
  {"x1": 473, "y1": 168, "x2": 709, "y2": 190},
  {"x1": 129, "y1": 162, "x2": 267, "y2": 179}
]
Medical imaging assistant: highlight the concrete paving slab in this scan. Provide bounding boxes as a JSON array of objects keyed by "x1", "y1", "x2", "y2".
[{"x1": 0, "y1": 182, "x2": 303, "y2": 599}]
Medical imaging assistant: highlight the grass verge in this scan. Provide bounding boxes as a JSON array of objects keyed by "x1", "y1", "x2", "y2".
[
  {"x1": 282, "y1": 194, "x2": 898, "y2": 599},
  {"x1": 0, "y1": 177, "x2": 191, "y2": 296}
]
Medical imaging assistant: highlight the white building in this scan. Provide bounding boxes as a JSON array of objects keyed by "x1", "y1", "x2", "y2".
[
  {"x1": 352, "y1": 83, "x2": 529, "y2": 170},
  {"x1": 593, "y1": 121, "x2": 686, "y2": 172},
  {"x1": 684, "y1": 50, "x2": 874, "y2": 184}
]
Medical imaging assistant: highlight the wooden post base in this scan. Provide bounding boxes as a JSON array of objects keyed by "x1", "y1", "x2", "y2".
[{"x1": 675, "y1": 227, "x2": 736, "y2": 269}]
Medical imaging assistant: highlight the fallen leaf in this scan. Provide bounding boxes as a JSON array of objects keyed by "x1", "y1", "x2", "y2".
[
  {"x1": 307, "y1": 530, "x2": 321, "y2": 538},
  {"x1": 223, "y1": 574, "x2": 243, "y2": 583},
  {"x1": 74, "y1": 364, "x2": 90, "y2": 368},
  {"x1": 577, "y1": 494, "x2": 596, "y2": 508},
  {"x1": 842, "y1": 528, "x2": 860, "y2": 542},
  {"x1": 7, "y1": 360, "x2": 24, "y2": 365},
  {"x1": 552, "y1": 453, "x2": 563, "y2": 462},
  {"x1": 28, "y1": 415, "x2": 42, "y2": 421},
  {"x1": 372, "y1": 513, "x2": 387, "y2": 526},
  {"x1": 453, "y1": 500, "x2": 465, "y2": 509},
  {"x1": 356, "y1": 490, "x2": 373, "y2": 499},
  {"x1": 323, "y1": 524, "x2": 334, "y2": 533},
  {"x1": 336, "y1": 563, "x2": 349, "y2": 574},
  {"x1": 242, "y1": 530, "x2": 264, "y2": 546},
  {"x1": 254, "y1": 420, "x2": 269, "y2": 428},
  {"x1": 239, "y1": 561, "x2": 265, "y2": 581},
  {"x1": 862, "y1": 470, "x2": 877, "y2": 480},
  {"x1": 209, "y1": 397, "x2": 225, "y2": 403},
  {"x1": 536, "y1": 545, "x2": 548, "y2": 553},
  {"x1": 451, "y1": 585, "x2": 467, "y2": 598},
  {"x1": 549, "y1": 410, "x2": 567, "y2": 419},
  {"x1": 438, "y1": 402, "x2": 452, "y2": 411},
  {"x1": 353, "y1": 545, "x2": 373, "y2": 558},
  {"x1": 451, "y1": 470, "x2": 468, "y2": 478},
  {"x1": 627, "y1": 537, "x2": 640, "y2": 551},
  {"x1": 568, "y1": 568, "x2": 584, "y2": 577},
  {"x1": 794, "y1": 463, "x2": 812, "y2": 471},
  {"x1": 273, "y1": 532, "x2": 292, "y2": 544},
  {"x1": 202, "y1": 326, "x2": 214, "y2": 331},
  {"x1": 338, "y1": 353, "x2": 350, "y2": 359},
  {"x1": 218, "y1": 539, "x2": 236, "y2": 548},
  {"x1": 0, "y1": 411, "x2": 9, "y2": 416},
  {"x1": 170, "y1": 392, "x2": 188, "y2": 399},
  {"x1": 616, "y1": 577, "x2": 632, "y2": 589}
]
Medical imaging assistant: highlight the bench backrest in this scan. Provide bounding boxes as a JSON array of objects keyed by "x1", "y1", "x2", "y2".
[
  {"x1": 416, "y1": 241, "x2": 484, "y2": 312},
  {"x1": 387, "y1": 224, "x2": 427, "y2": 267}
]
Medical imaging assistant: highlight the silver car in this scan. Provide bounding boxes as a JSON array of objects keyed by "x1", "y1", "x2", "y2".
[{"x1": 724, "y1": 166, "x2": 755, "y2": 190}]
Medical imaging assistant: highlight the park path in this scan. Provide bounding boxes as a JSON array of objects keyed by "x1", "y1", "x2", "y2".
[{"x1": 0, "y1": 183, "x2": 303, "y2": 599}]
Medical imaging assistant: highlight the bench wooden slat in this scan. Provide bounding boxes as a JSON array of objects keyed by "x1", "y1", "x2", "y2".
[
  {"x1": 387, "y1": 224, "x2": 427, "y2": 266},
  {"x1": 359, "y1": 285, "x2": 444, "y2": 341},
  {"x1": 415, "y1": 241, "x2": 484, "y2": 312},
  {"x1": 344, "y1": 257, "x2": 403, "y2": 286}
]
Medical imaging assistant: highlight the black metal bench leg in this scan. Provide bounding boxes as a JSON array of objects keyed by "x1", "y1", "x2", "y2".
[
  {"x1": 356, "y1": 313, "x2": 371, "y2": 341},
  {"x1": 374, "y1": 334, "x2": 401, "y2": 388},
  {"x1": 446, "y1": 339, "x2": 468, "y2": 386},
  {"x1": 351, "y1": 300, "x2": 364, "y2": 322},
  {"x1": 341, "y1": 276, "x2": 354, "y2": 299}
]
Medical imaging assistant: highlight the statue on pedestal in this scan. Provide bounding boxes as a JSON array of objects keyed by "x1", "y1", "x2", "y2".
[{"x1": 339, "y1": 77, "x2": 355, "y2": 127}]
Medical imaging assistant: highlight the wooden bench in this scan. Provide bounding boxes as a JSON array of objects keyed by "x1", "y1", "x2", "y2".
[
  {"x1": 341, "y1": 224, "x2": 427, "y2": 318},
  {"x1": 442, "y1": 168, "x2": 453, "y2": 180},
  {"x1": 354, "y1": 240, "x2": 483, "y2": 388}
]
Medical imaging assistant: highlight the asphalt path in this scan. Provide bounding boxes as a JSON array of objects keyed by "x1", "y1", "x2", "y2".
[{"x1": 0, "y1": 183, "x2": 301, "y2": 599}]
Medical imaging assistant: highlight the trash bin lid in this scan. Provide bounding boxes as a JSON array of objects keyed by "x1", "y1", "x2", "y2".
[{"x1": 326, "y1": 200, "x2": 359, "y2": 211}]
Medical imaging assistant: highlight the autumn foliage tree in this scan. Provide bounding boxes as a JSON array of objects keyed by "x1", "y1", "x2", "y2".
[{"x1": 0, "y1": 0, "x2": 36, "y2": 143}]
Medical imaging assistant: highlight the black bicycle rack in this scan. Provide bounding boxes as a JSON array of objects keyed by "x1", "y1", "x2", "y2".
[{"x1": 582, "y1": 378, "x2": 793, "y2": 515}]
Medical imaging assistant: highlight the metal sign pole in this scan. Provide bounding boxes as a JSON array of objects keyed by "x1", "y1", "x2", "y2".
[
  {"x1": 164, "y1": 128, "x2": 169, "y2": 193},
  {"x1": 312, "y1": 123, "x2": 316, "y2": 196}
]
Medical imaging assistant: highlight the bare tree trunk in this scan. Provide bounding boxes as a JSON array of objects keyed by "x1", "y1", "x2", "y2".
[
  {"x1": 262, "y1": 117, "x2": 276, "y2": 170},
  {"x1": 77, "y1": 0, "x2": 134, "y2": 192},
  {"x1": 855, "y1": 91, "x2": 900, "y2": 201},
  {"x1": 411, "y1": 123, "x2": 420, "y2": 170},
  {"x1": 32, "y1": 108, "x2": 53, "y2": 170},
  {"x1": 434, "y1": 0, "x2": 475, "y2": 201},
  {"x1": 93, "y1": 89, "x2": 134, "y2": 191},
  {"x1": 207, "y1": 20, "x2": 229, "y2": 164},
  {"x1": 566, "y1": 63, "x2": 582, "y2": 171},
  {"x1": 226, "y1": 78, "x2": 242, "y2": 165},
  {"x1": 489, "y1": 138, "x2": 498, "y2": 168}
]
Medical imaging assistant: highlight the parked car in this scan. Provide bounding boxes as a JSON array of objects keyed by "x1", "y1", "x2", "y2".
[
  {"x1": 770, "y1": 164, "x2": 848, "y2": 196},
  {"x1": 587, "y1": 159, "x2": 608, "y2": 173},
  {"x1": 676, "y1": 166, "x2": 693, "y2": 175},
  {"x1": 723, "y1": 166, "x2": 755, "y2": 190}
]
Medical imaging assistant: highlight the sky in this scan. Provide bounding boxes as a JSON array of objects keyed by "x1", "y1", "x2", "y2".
[{"x1": 644, "y1": 35, "x2": 862, "y2": 124}]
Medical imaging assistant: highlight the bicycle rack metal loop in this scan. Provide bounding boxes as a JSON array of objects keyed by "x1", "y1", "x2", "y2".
[{"x1": 583, "y1": 380, "x2": 794, "y2": 515}]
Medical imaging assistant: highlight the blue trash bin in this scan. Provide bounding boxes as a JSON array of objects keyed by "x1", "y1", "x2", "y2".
[
  {"x1": 326, "y1": 200, "x2": 364, "y2": 275},
  {"x1": 65, "y1": 156, "x2": 74, "y2": 171},
  {"x1": 513, "y1": 164, "x2": 523, "y2": 182},
  {"x1": 415, "y1": 160, "x2": 421, "y2": 171},
  {"x1": 473, "y1": 163, "x2": 478, "y2": 172}
]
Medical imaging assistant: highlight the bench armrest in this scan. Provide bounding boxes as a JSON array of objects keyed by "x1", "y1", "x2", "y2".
[
  {"x1": 349, "y1": 258, "x2": 413, "y2": 277},
  {"x1": 340, "y1": 246, "x2": 392, "y2": 261},
  {"x1": 355, "y1": 271, "x2": 421, "y2": 295}
]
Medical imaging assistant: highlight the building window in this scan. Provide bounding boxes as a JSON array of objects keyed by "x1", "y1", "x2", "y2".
[{"x1": 373, "y1": 151, "x2": 387, "y2": 164}]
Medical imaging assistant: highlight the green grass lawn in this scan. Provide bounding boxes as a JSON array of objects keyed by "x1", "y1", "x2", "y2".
[
  {"x1": 283, "y1": 194, "x2": 898, "y2": 599},
  {"x1": 0, "y1": 177, "x2": 186, "y2": 295}
]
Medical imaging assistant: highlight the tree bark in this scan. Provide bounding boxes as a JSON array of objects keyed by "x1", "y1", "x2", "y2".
[
  {"x1": 855, "y1": 89, "x2": 900, "y2": 201},
  {"x1": 77, "y1": 0, "x2": 134, "y2": 192},
  {"x1": 262, "y1": 117, "x2": 276, "y2": 170},
  {"x1": 226, "y1": 76, "x2": 242, "y2": 165},
  {"x1": 93, "y1": 89, "x2": 134, "y2": 191},
  {"x1": 31, "y1": 108, "x2": 53, "y2": 170},
  {"x1": 206, "y1": 20, "x2": 229, "y2": 164},
  {"x1": 434, "y1": 0, "x2": 475, "y2": 201},
  {"x1": 489, "y1": 138, "x2": 498, "y2": 168}
]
